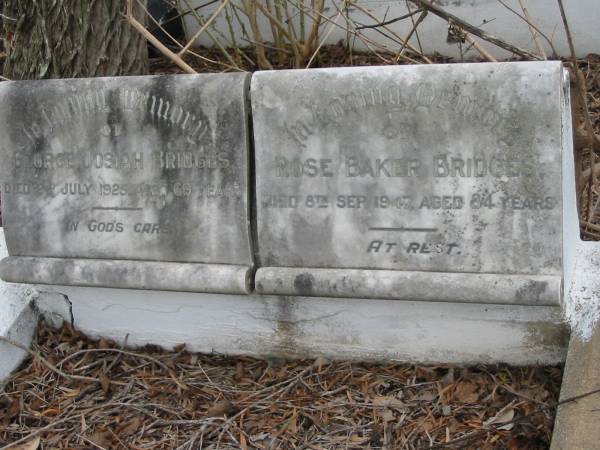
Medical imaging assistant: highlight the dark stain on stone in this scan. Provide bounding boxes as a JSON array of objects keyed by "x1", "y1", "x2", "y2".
[
  {"x1": 515, "y1": 280, "x2": 548, "y2": 304},
  {"x1": 526, "y1": 320, "x2": 569, "y2": 352},
  {"x1": 273, "y1": 296, "x2": 301, "y2": 356},
  {"x1": 147, "y1": 75, "x2": 191, "y2": 261},
  {"x1": 294, "y1": 273, "x2": 315, "y2": 296},
  {"x1": 107, "y1": 88, "x2": 125, "y2": 150}
]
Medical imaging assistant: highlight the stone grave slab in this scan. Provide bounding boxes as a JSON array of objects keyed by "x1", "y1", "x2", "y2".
[
  {"x1": 251, "y1": 62, "x2": 571, "y2": 305},
  {"x1": 0, "y1": 74, "x2": 254, "y2": 293}
]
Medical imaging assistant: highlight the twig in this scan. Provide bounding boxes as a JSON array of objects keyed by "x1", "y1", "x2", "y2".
[
  {"x1": 180, "y1": 0, "x2": 241, "y2": 71},
  {"x1": 0, "y1": 13, "x2": 16, "y2": 22},
  {"x1": 241, "y1": 0, "x2": 273, "y2": 69},
  {"x1": 496, "y1": 0, "x2": 556, "y2": 58},
  {"x1": 427, "y1": 387, "x2": 600, "y2": 449},
  {"x1": 557, "y1": 0, "x2": 599, "y2": 223},
  {"x1": 0, "y1": 398, "x2": 130, "y2": 450},
  {"x1": 464, "y1": 34, "x2": 498, "y2": 62},
  {"x1": 348, "y1": 1, "x2": 432, "y2": 63},
  {"x1": 559, "y1": 0, "x2": 594, "y2": 118},
  {"x1": 78, "y1": 434, "x2": 109, "y2": 450},
  {"x1": 248, "y1": 1, "x2": 301, "y2": 65},
  {"x1": 178, "y1": 0, "x2": 231, "y2": 56},
  {"x1": 406, "y1": 0, "x2": 425, "y2": 55},
  {"x1": 412, "y1": 0, "x2": 542, "y2": 60},
  {"x1": 395, "y1": 11, "x2": 428, "y2": 62},
  {"x1": 58, "y1": 348, "x2": 177, "y2": 376},
  {"x1": 157, "y1": 0, "x2": 221, "y2": 29},
  {"x1": 355, "y1": 9, "x2": 422, "y2": 30},
  {"x1": 139, "y1": 0, "x2": 238, "y2": 72},
  {"x1": 0, "y1": 415, "x2": 78, "y2": 450},
  {"x1": 125, "y1": 0, "x2": 196, "y2": 74},
  {"x1": 558, "y1": 386, "x2": 600, "y2": 406},
  {"x1": 302, "y1": 0, "x2": 325, "y2": 63},
  {"x1": 517, "y1": 0, "x2": 547, "y2": 58},
  {"x1": 306, "y1": 10, "x2": 342, "y2": 68},
  {"x1": 302, "y1": 3, "x2": 400, "y2": 64},
  {"x1": 0, "y1": 335, "x2": 103, "y2": 384},
  {"x1": 579, "y1": 161, "x2": 600, "y2": 197}
]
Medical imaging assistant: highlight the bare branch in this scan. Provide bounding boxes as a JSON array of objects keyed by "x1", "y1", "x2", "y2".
[
  {"x1": 395, "y1": 11, "x2": 428, "y2": 62},
  {"x1": 412, "y1": 0, "x2": 542, "y2": 60},
  {"x1": 355, "y1": 9, "x2": 422, "y2": 30},
  {"x1": 557, "y1": 0, "x2": 599, "y2": 222},
  {"x1": 464, "y1": 35, "x2": 498, "y2": 62},
  {"x1": 306, "y1": 9, "x2": 342, "y2": 68},
  {"x1": 495, "y1": 0, "x2": 557, "y2": 58},
  {"x1": 178, "y1": 0, "x2": 231, "y2": 56},
  {"x1": 517, "y1": 0, "x2": 547, "y2": 58},
  {"x1": 125, "y1": 0, "x2": 197, "y2": 74}
]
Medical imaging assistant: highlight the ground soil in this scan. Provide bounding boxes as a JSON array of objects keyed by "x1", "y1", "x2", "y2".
[{"x1": 0, "y1": 322, "x2": 561, "y2": 449}]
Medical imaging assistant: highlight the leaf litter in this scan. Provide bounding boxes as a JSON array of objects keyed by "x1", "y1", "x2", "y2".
[{"x1": 0, "y1": 321, "x2": 561, "y2": 449}]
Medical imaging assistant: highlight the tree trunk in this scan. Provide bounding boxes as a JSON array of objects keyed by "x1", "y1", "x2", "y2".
[{"x1": 2, "y1": 0, "x2": 148, "y2": 80}]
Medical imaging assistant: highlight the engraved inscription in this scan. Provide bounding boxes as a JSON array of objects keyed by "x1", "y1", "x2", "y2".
[
  {"x1": 20, "y1": 88, "x2": 210, "y2": 151},
  {"x1": 252, "y1": 64, "x2": 565, "y2": 274},
  {"x1": 284, "y1": 82, "x2": 507, "y2": 147},
  {"x1": 0, "y1": 74, "x2": 252, "y2": 264},
  {"x1": 273, "y1": 155, "x2": 535, "y2": 179}
]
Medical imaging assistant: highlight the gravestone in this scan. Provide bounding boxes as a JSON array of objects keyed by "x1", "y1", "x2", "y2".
[
  {"x1": 0, "y1": 74, "x2": 254, "y2": 293},
  {"x1": 251, "y1": 61, "x2": 573, "y2": 305},
  {"x1": 0, "y1": 62, "x2": 573, "y2": 365}
]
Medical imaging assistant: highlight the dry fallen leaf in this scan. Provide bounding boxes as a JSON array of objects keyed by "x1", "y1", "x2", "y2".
[
  {"x1": 378, "y1": 409, "x2": 395, "y2": 422},
  {"x1": 373, "y1": 396, "x2": 407, "y2": 409},
  {"x1": 484, "y1": 407, "x2": 515, "y2": 430},
  {"x1": 454, "y1": 381, "x2": 479, "y2": 404},
  {"x1": 235, "y1": 361, "x2": 245, "y2": 380},
  {"x1": 87, "y1": 430, "x2": 112, "y2": 449},
  {"x1": 290, "y1": 409, "x2": 298, "y2": 433},
  {"x1": 240, "y1": 433, "x2": 248, "y2": 450},
  {"x1": 350, "y1": 435, "x2": 369, "y2": 444},
  {"x1": 7, "y1": 398, "x2": 20, "y2": 419},
  {"x1": 117, "y1": 416, "x2": 143, "y2": 436},
  {"x1": 415, "y1": 390, "x2": 437, "y2": 402},
  {"x1": 206, "y1": 399, "x2": 233, "y2": 417},
  {"x1": 6, "y1": 436, "x2": 40, "y2": 450},
  {"x1": 99, "y1": 372, "x2": 110, "y2": 396},
  {"x1": 313, "y1": 356, "x2": 331, "y2": 370},
  {"x1": 173, "y1": 343, "x2": 187, "y2": 352}
]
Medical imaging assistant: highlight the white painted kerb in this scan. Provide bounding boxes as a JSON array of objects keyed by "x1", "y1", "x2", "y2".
[
  {"x1": 0, "y1": 228, "x2": 37, "y2": 384},
  {"x1": 180, "y1": 0, "x2": 599, "y2": 59}
]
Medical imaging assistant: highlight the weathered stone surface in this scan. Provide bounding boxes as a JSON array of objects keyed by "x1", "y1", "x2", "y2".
[
  {"x1": 251, "y1": 62, "x2": 570, "y2": 284},
  {"x1": 0, "y1": 257, "x2": 252, "y2": 294},
  {"x1": 38, "y1": 283, "x2": 569, "y2": 365},
  {"x1": 254, "y1": 267, "x2": 561, "y2": 305},
  {"x1": 0, "y1": 74, "x2": 253, "y2": 266}
]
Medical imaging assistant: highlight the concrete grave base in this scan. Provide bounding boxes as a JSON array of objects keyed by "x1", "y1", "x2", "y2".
[
  {"x1": 551, "y1": 323, "x2": 600, "y2": 450},
  {"x1": 35, "y1": 284, "x2": 568, "y2": 365},
  {"x1": 0, "y1": 244, "x2": 570, "y2": 387}
]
